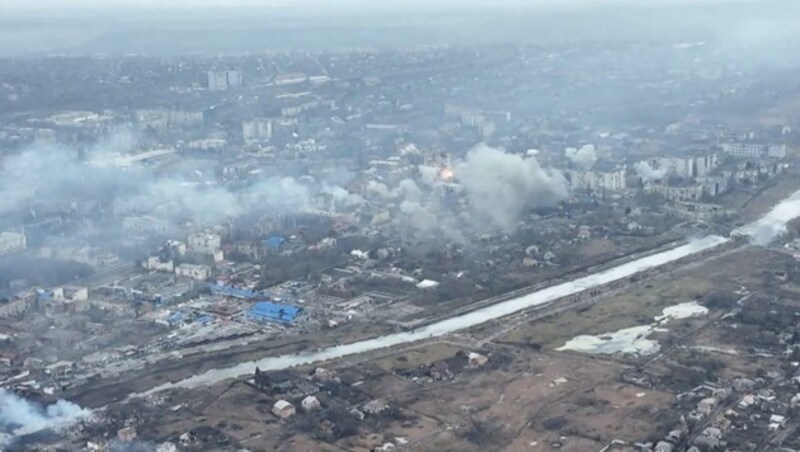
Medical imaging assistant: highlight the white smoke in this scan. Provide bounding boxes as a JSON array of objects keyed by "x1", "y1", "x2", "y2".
[
  {"x1": 395, "y1": 179, "x2": 424, "y2": 203},
  {"x1": 418, "y1": 165, "x2": 441, "y2": 187},
  {"x1": 635, "y1": 161, "x2": 668, "y2": 183},
  {"x1": 564, "y1": 144, "x2": 597, "y2": 169},
  {"x1": 321, "y1": 184, "x2": 364, "y2": 208},
  {"x1": 734, "y1": 190, "x2": 800, "y2": 246},
  {"x1": 0, "y1": 390, "x2": 92, "y2": 438},
  {"x1": 457, "y1": 144, "x2": 569, "y2": 229},
  {"x1": 366, "y1": 181, "x2": 393, "y2": 198},
  {"x1": 0, "y1": 139, "x2": 363, "y2": 233}
]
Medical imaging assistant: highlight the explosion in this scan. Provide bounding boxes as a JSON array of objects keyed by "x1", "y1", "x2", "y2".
[{"x1": 439, "y1": 168, "x2": 454, "y2": 182}]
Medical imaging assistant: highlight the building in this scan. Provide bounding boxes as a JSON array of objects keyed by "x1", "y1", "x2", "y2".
[
  {"x1": 362, "y1": 399, "x2": 389, "y2": 415},
  {"x1": 62, "y1": 286, "x2": 88, "y2": 302},
  {"x1": 143, "y1": 257, "x2": 175, "y2": 273},
  {"x1": 188, "y1": 232, "x2": 223, "y2": 263},
  {"x1": 301, "y1": 395, "x2": 321, "y2": 412},
  {"x1": 242, "y1": 118, "x2": 273, "y2": 144},
  {"x1": 45, "y1": 360, "x2": 76, "y2": 378},
  {"x1": 0, "y1": 232, "x2": 26, "y2": 255},
  {"x1": 208, "y1": 70, "x2": 242, "y2": 91},
  {"x1": 272, "y1": 400, "x2": 296, "y2": 419},
  {"x1": 468, "y1": 352, "x2": 489, "y2": 367},
  {"x1": 649, "y1": 157, "x2": 694, "y2": 179},
  {"x1": 188, "y1": 232, "x2": 221, "y2": 254},
  {"x1": 721, "y1": 143, "x2": 785, "y2": 159},
  {"x1": 249, "y1": 301, "x2": 301, "y2": 323},
  {"x1": 567, "y1": 168, "x2": 627, "y2": 192},
  {"x1": 175, "y1": 264, "x2": 211, "y2": 281},
  {"x1": 646, "y1": 184, "x2": 705, "y2": 202},
  {"x1": 693, "y1": 154, "x2": 720, "y2": 178},
  {"x1": 135, "y1": 109, "x2": 203, "y2": 130}
]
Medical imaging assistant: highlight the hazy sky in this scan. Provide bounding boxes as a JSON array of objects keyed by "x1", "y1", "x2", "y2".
[{"x1": 0, "y1": 0, "x2": 762, "y2": 10}]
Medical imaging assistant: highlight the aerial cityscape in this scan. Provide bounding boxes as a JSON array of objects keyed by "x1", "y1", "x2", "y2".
[{"x1": 1, "y1": 1, "x2": 800, "y2": 451}]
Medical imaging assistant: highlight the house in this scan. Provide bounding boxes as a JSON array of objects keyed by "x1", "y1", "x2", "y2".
[
  {"x1": 312, "y1": 367, "x2": 337, "y2": 383},
  {"x1": 416, "y1": 279, "x2": 440, "y2": 290},
  {"x1": 577, "y1": 225, "x2": 592, "y2": 240},
  {"x1": 45, "y1": 361, "x2": 76, "y2": 379},
  {"x1": 272, "y1": 400, "x2": 296, "y2": 419},
  {"x1": 696, "y1": 397, "x2": 716, "y2": 415},
  {"x1": 302, "y1": 396, "x2": 321, "y2": 412},
  {"x1": 117, "y1": 426, "x2": 138, "y2": 442},
  {"x1": 468, "y1": 352, "x2": 489, "y2": 368},
  {"x1": 769, "y1": 414, "x2": 787, "y2": 431},
  {"x1": 362, "y1": 399, "x2": 389, "y2": 415}
]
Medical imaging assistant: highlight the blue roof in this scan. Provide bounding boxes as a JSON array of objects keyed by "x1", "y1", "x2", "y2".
[
  {"x1": 167, "y1": 311, "x2": 186, "y2": 326},
  {"x1": 249, "y1": 301, "x2": 301, "y2": 323},
  {"x1": 264, "y1": 236, "x2": 286, "y2": 249}
]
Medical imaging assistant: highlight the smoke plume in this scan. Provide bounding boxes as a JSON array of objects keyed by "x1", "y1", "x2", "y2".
[
  {"x1": 564, "y1": 144, "x2": 597, "y2": 169},
  {"x1": 457, "y1": 144, "x2": 569, "y2": 229},
  {"x1": 635, "y1": 161, "x2": 668, "y2": 183},
  {"x1": 735, "y1": 189, "x2": 800, "y2": 246},
  {"x1": 0, "y1": 138, "x2": 351, "y2": 236},
  {"x1": 0, "y1": 390, "x2": 92, "y2": 438}
]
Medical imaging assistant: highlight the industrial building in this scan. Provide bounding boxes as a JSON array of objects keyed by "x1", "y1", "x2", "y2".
[{"x1": 248, "y1": 301, "x2": 302, "y2": 323}]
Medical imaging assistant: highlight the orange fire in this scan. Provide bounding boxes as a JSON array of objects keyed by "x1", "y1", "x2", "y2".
[{"x1": 440, "y1": 168, "x2": 454, "y2": 182}]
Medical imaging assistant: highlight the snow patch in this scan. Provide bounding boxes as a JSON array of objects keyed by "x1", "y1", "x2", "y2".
[{"x1": 557, "y1": 301, "x2": 708, "y2": 356}]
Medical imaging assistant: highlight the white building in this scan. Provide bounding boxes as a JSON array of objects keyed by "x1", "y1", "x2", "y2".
[
  {"x1": 721, "y1": 143, "x2": 785, "y2": 159},
  {"x1": 567, "y1": 169, "x2": 627, "y2": 192},
  {"x1": 272, "y1": 400, "x2": 296, "y2": 419},
  {"x1": 143, "y1": 257, "x2": 175, "y2": 273},
  {"x1": 208, "y1": 70, "x2": 242, "y2": 91},
  {"x1": 187, "y1": 138, "x2": 227, "y2": 150},
  {"x1": 693, "y1": 154, "x2": 719, "y2": 178},
  {"x1": 175, "y1": 264, "x2": 211, "y2": 281},
  {"x1": 242, "y1": 118, "x2": 273, "y2": 144},
  {"x1": 301, "y1": 396, "x2": 321, "y2": 412},
  {"x1": 188, "y1": 232, "x2": 221, "y2": 254},
  {"x1": 136, "y1": 109, "x2": 203, "y2": 130},
  {"x1": 0, "y1": 232, "x2": 26, "y2": 255},
  {"x1": 646, "y1": 184, "x2": 705, "y2": 202}
]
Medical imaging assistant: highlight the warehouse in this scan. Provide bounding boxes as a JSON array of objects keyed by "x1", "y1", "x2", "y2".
[{"x1": 248, "y1": 301, "x2": 302, "y2": 323}]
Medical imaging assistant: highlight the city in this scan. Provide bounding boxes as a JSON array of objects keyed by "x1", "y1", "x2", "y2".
[{"x1": 1, "y1": 1, "x2": 800, "y2": 451}]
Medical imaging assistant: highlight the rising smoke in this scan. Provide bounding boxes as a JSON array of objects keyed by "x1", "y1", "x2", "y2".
[
  {"x1": 735, "y1": 189, "x2": 800, "y2": 246},
  {"x1": 365, "y1": 144, "x2": 569, "y2": 240},
  {"x1": 0, "y1": 137, "x2": 337, "y2": 233},
  {"x1": 634, "y1": 161, "x2": 668, "y2": 183},
  {"x1": 0, "y1": 390, "x2": 92, "y2": 440},
  {"x1": 564, "y1": 144, "x2": 597, "y2": 170},
  {"x1": 457, "y1": 144, "x2": 569, "y2": 230}
]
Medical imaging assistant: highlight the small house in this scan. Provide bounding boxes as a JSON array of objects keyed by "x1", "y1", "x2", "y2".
[{"x1": 272, "y1": 400, "x2": 296, "y2": 419}]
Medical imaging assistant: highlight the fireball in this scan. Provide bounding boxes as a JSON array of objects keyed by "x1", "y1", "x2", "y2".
[{"x1": 440, "y1": 168, "x2": 454, "y2": 182}]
